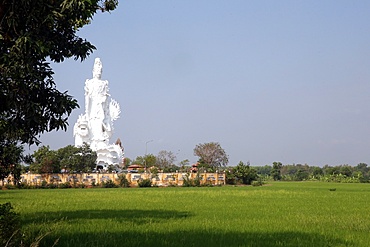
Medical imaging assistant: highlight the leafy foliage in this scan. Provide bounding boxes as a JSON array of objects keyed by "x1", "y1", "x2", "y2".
[
  {"x1": 117, "y1": 174, "x2": 130, "y2": 187},
  {"x1": 133, "y1": 154, "x2": 156, "y2": 168},
  {"x1": 233, "y1": 161, "x2": 258, "y2": 185},
  {"x1": 30, "y1": 145, "x2": 60, "y2": 173},
  {"x1": 271, "y1": 162, "x2": 282, "y2": 181},
  {"x1": 138, "y1": 178, "x2": 152, "y2": 187},
  {"x1": 30, "y1": 143, "x2": 97, "y2": 173},
  {"x1": 101, "y1": 180, "x2": 118, "y2": 188},
  {"x1": 182, "y1": 173, "x2": 201, "y2": 187}
]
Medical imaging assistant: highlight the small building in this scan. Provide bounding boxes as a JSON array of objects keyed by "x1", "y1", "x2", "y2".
[
  {"x1": 127, "y1": 164, "x2": 143, "y2": 172},
  {"x1": 191, "y1": 163, "x2": 198, "y2": 173}
]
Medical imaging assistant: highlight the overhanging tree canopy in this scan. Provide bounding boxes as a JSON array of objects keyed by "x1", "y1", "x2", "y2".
[{"x1": 0, "y1": 0, "x2": 118, "y2": 145}]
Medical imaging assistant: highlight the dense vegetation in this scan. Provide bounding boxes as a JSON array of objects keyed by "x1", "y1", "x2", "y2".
[
  {"x1": 251, "y1": 162, "x2": 370, "y2": 183},
  {"x1": 1, "y1": 182, "x2": 370, "y2": 246}
]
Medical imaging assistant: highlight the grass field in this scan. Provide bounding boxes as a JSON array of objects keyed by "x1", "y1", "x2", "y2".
[{"x1": 1, "y1": 182, "x2": 370, "y2": 247}]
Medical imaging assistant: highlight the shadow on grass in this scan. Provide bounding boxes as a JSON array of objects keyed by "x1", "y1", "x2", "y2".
[
  {"x1": 23, "y1": 208, "x2": 192, "y2": 225},
  {"x1": 39, "y1": 229, "x2": 354, "y2": 247}
]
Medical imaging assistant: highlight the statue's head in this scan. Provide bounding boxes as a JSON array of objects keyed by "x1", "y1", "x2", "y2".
[
  {"x1": 76, "y1": 115, "x2": 89, "y2": 137},
  {"x1": 92, "y1": 58, "x2": 103, "y2": 79}
]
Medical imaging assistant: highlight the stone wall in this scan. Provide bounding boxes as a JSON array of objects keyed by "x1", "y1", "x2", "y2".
[{"x1": 4, "y1": 172, "x2": 226, "y2": 187}]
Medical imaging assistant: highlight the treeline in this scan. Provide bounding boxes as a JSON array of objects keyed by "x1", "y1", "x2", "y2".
[
  {"x1": 0, "y1": 143, "x2": 97, "y2": 186},
  {"x1": 27, "y1": 143, "x2": 97, "y2": 174},
  {"x1": 224, "y1": 162, "x2": 370, "y2": 185},
  {"x1": 252, "y1": 162, "x2": 370, "y2": 183}
]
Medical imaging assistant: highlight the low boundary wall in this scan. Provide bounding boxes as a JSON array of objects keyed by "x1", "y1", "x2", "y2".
[{"x1": 4, "y1": 172, "x2": 226, "y2": 187}]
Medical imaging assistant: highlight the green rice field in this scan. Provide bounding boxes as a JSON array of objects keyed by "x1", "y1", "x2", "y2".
[{"x1": 1, "y1": 182, "x2": 370, "y2": 247}]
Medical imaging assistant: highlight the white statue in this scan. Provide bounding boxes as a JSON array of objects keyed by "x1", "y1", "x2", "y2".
[{"x1": 74, "y1": 58, "x2": 123, "y2": 169}]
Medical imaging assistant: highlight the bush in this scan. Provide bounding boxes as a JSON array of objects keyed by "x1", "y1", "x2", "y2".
[
  {"x1": 138, "y1": 178, "x2": 152, "y2": 187},
  {"x1": 18, "y1": 182, "x2": 32, "y2": 189},
  {"x1": 59, "y1": 182, "x2": 72, "y2": 189},
  {"x1": 225, "y1": 171, "x2": 236, "y2": 185},
  {"x1": 40, "y1": 180, "x2": 48, "y2": 188},
  {"x1": 5, "y1": 184, "x2": 16, "y2": 190},
  {"x1": 101, "y1": 180, "x2": 118, "y2": 188},
  {"x1": 117, "y1": 174, "x2": 130, "y2": 187},
  {"x1": 234, "y1": 161, "x2": 258, "y2": 185},
  {"x1": 251, "y1": 180, "x2": 264, "y2": 187},
  {"x1": 182, "y1": 173, "x2": 201, "y2": 187},
  {"x1": 0, "y1": 202, "x2": 21, "y2": 247}
]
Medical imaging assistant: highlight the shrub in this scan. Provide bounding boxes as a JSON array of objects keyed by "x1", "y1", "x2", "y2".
[
  {"x1": 102, "y1": 180, "x2": 118, "y2": 188},
  {"x1": 59, "y1": 182, "x2": 72, "y2": 189},
  {"x1": 251, "y1": 180, "x2": 263, "y2": 187},
  {"x1": 78, "y1": 183, "x2": 86, "y2": 188},
  {"x1": 138, "y1": 178, "x2": 152, "y2": 187},
  {"x1": 234, "y1": 161, "x2": 258, "y2": 185},
  {"x1": 46, "y1": 183, "x2": 58, "y2": 189},
  {"x1": 225, "y1": 170, "x2": 236, "y2": 185},
  {"x1": 182, "y1": 173, "x2": 201, "y2": 187},
  {"x1": 18, "y1": 182, "x2": 32, "y2": 189},
  {"x1": 117, "y1": 174, "x2": 130, "y2": 187},
  {"x1": 40, "y1": 180, "x2": 48, "y2": 188},
  {"x1": 5, "y1": 184, "x2": 16, "y2": 190}
]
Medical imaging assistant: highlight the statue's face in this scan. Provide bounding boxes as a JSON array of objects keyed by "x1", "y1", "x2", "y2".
[{"x1": 79, "y1": 123, "x2": 89, "y2": 136}]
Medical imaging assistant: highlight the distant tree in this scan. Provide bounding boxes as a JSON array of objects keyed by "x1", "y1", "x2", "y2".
[
  {"x1": 271, "y1": 162, "x2": 282, "y2": 181},
  {"x1": 144, "y1": 154, "x2": 157, "y2": 168},
  {"x1": 253, "y1": 165, "x2": 272, "y2": 177},
  {"x1": 233, "y1": 161, "x2": 258, "y2": 185},
  {"x1": 179, "y1": 159, "x2": 190, "y2": 167},
  {"x1": 355, "y1": 163, "x2": 369, "y2": 182},
  {"x1": 295, "y1": 168, "x2": 309, "y2": 181},
  {"x1": 339, "y1": 165, "x2": 353, "y2": 177},
  {"x1": 133, "y1": 154, "x2": 156, "y2": 169},
  {"x1": 355, "y1": 163, "x2": 368, "y2": 174},
  {"x1": 323, "y1": 165, "x2": 340, "y2": 175},
  {"x1": 30, "y1": 146, "x2": 60, "y2": 173},
  {"x1": 156, "y1": 150, "x2": 176, "y2": 170},
  {"x1": 132, "y1": 156, "x2": 144, "y2": 166},
  {"x1": 123, "y1": 157, "x2": 132, "y2": 168},
  {"x1": 58, "y1": 145, "x2": 80, "y2": 171},
  {"x1": 312, "y1": 166, "x2": 324, "y2": 178},
  {"x1": 281, "y1": 164, "x2": 298, "y2": 177},
  {"x1": 71, "y1": 143, "x2": 97, "y2": 172},
  {"x1": 179, "y1": 159, "x2": 190, "y2": 172},
  {"x1": 31, "y1": 144, "x2": 96, "y2": 173},
  {"x1": 193, "y1": 142, "x2": 228, "y2": 168},
  {"x1": 33, "y1": 145, "x2": 57, "y2": 173}
]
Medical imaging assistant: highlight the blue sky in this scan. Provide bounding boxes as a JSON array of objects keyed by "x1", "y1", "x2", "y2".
[{"x1": 33, "y1": 1, "x2": 370, "y2": 167}]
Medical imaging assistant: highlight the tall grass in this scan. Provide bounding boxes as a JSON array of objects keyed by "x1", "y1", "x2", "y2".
[{"x1": 1, "y1": 182, "x2": 370, "y2": 246}]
